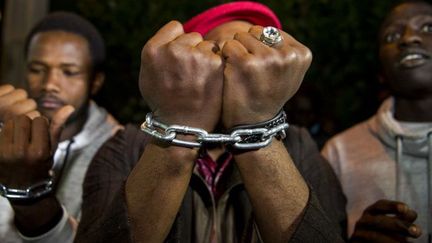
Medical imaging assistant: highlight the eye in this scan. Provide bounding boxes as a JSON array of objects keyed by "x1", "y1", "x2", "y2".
[
  {"x1": 421, "y1": 23, "x2": 432, "y2": 33},
  {"x1": 384, "y1": 32, "x2": 401, "y2": 43},
  {"x1": 63, "y1": 69, "x2": 80, "y2": 77},
  {"x1": 28, "y1": 65, "x2": 46, "y2": 75}
]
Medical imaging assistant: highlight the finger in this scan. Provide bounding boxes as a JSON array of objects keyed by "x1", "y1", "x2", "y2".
[
  {"x1": 250, "y1": 25, "x2": 287, "y2": 49},
  {"x1": 233, "y1": 31, "x2": 270, "y2": 55},
  {"x1": 49, "y1": 105, "x2": 75, "y2": 151},
  {"x1": 195, "y1": 40, "x2": 221, "y2": 55},
  {"x1": 0, "y1": 119, "x2": 14, "y2": 144},
  {"x1": 221, "y1": 39, "x2": 250, "y2": 61},
  {"x1": 145, "y1": 21, "x2": 185, "y2": 49},
  {"x1": 30, "y1": 116, "x2": 50, "y2": 163},
  {"x1": 357, "y1": 214, "x2": 417, "y2": 237},
  {"x1": 0, "y1": 89, "x2": 28, "y2": 109},
  {"x1": 395, "y1": 203, "x2": 418, "y2": 223},
  {"x1": 173, "y1": 32, "x2": 203, "y2": 47},
  {"x1": 13, "y1": 116, "x2": 31, "y2": 153},
  {"x1": 0, "y1": 84, "x2": 14, "y2": 96},
  {"x1": 25, "y1": 110, "x2": 41, "y2": 120},
  {"x1": 365, "y1": 199, "x2": 406, "y2": 215},
  {"x1": 8, "y1": 99, "x2": 38, "y2": 118}
]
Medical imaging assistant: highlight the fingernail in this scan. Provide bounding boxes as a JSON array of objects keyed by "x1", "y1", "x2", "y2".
[{"x1": 409, "y1": 225, "x2": 420, "y2": 236}]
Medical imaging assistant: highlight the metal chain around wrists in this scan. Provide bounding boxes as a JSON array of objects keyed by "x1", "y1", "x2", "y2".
[
  {"x1": 140, "y1": 111, "x2": 289, "y2": 150},
  {"x1": 0, "y1": 179, "x2": 54, "y2": 200},
  {"x1": 0, "y1": 121, "x2": 55, "y2": 201}
]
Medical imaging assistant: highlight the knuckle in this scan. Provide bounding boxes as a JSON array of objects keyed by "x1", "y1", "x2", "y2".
[
  {"x1": 142, "y1": 42, "x2": 158, "y2": 60},
  {"x1": 33, "y1": 116, "x2": 48, "y2": 125},
  {"x1": 302, "y1": 46, "x2": 313, "y2": 64},
  {"x1": 27, "y1": 99, "x2": 37, "y2": 109},
  {"x1": 15, "y1": 89, "x2": 28, "y2": 99},
  {"x1": 0, "y1": 84, "x2": 14, "y2": 91},
  {"x1": 187, "y1": 32, "x2": 202, "y2": 41},
  {"x1": 242, "y1": 57, "x2": 259, "y2": 70}
]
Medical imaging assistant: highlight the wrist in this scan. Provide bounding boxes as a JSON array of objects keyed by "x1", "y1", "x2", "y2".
[
  {"x1": 142, "y1": 111, "x2": 288, "y2": 151},
  {"x1": 12, "y1": 195, "x2": 63, "y2": 237},
  {"x1": 148, "y1": 138, "x2": 199, "y2": 164}
]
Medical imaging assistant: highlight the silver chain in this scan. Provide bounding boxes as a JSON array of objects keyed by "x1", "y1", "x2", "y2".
[
  {"x1": 141, "y1": 113, "x2": 289, "y2": 150},
  {"x1": 0, "y1": 179, "x2": 53, "y2": 200}
]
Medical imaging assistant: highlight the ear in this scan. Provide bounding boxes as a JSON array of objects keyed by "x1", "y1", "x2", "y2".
[{"x1": 90, "y1": 72, "x2": 105, "y2": 95}]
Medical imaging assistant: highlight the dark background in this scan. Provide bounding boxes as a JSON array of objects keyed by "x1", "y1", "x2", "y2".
[{"x1": 51, "y1": 0, "x2": 406, "y2": 144}]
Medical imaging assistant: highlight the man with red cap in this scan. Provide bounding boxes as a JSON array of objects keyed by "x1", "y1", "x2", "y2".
[{"x1": 75, "y1": 2, "x2": 347, "y2": 242}]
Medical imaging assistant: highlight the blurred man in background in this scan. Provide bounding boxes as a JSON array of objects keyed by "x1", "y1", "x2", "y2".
[{"x1": 0, "y1": 12, "x2": 121, "y2": 242}]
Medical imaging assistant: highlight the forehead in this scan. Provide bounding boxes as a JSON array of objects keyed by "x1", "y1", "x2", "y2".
[
  {"x1": 27, "y1": 31, "x2": 91, "y2": 61},
  {"x1": 381, "y1": 2, "x2": 432, "y2": 28}
]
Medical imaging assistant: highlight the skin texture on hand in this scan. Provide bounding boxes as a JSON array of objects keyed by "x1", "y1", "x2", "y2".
[
  {"x1": 128, "y1": 20, "x2": 226, "y2": 242},
  {"x1": 0, "y1": 105, "x2": 74, "y2": 189},
  {"x1": 351, "y1": 200, "x2": 422, "y2": 243},
  {"x1": 221, "y1": 25, "x2": 312, "y2": 128},
  {"x1": 127, "y1": 20, "x2": 312, "y2": 243},
  {"x1": 0, "y1": 105, "x2": 74, "y2": 236},
  {"x1": 139, "y1": 20, "x2": 223, "y2": 132},
  {"x1": 0, "y1": 84, "x2": 40, "y2": 122}
]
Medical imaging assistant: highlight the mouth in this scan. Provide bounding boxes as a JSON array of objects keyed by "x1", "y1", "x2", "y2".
[
  {"x1": 398, "y1": 50, "x2": 430, "y2": 68},
  {"x1": 37, "y1": 96, "x2": 65, "y2": 110}
]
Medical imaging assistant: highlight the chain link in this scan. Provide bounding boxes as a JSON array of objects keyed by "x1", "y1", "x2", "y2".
[
  {"x1": 0, "y1": 179, "x2": 53, "y2": 200},
  {"x1": 141, "y1": 112, "x2": 289, "y2": 149}
]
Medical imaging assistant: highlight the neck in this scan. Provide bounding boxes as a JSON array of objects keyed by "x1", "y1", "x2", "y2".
[
  {"x1": 394, "y1": 96, "x2": 432, "y2": 122},
  {"x1": 59, "y1": 107, "x2": 89, "y2": 142}
]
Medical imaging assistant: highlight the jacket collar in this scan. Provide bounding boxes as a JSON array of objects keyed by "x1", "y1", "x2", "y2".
[{"x1": 374, "y1": 97, "x2": 432, "y2": 157}]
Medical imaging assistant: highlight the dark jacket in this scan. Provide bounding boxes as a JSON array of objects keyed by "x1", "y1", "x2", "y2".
[{"x1": 75, "y1": 125, "x2": 347, "y2": 242}]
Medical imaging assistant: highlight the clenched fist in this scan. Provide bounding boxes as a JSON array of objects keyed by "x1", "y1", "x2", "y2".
[
  {"x1": 139, "y1": 21, "x2": 223, "y2": 131},
  {"x1": 221, "y1": 25, "x2": 312, "y2": 128},
  {"x1": 0, "y1": 84, "x2": 40, "y2": 123},
  {"x1": 0, "y1": 106, "x2": 74, "y2": 190}
]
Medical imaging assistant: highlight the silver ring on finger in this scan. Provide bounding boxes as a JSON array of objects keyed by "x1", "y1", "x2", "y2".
[{"x1": 260, "y1": 26, "x2": 283, "y2": 47}]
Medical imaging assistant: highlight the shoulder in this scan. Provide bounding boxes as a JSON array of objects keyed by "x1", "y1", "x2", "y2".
[
  {"x1": 321, "y1": 117, "x2": 382, "y2": 177},
  {"x1": 322, "y1": 117, "x2": 378, "y2": 160}
]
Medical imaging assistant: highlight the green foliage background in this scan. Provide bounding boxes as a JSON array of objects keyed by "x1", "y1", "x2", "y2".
[{"x1": 51, "y1": 0, "x2": 400, "y2": 134}]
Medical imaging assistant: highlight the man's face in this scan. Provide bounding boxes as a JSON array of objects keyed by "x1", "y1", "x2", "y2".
[
  {"x1": 378, "y1": 2, "x2": 432, "y2": 98},
  {"x1": 26, "y1": 31, "x2": 92, "y2": 120}
]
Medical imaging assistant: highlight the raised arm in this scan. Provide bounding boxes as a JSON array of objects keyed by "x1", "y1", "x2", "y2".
[
  {"x1": 125, "y1": 20, "x2": 223, "y2": 243},
  {"x1": 221, "y1": 25, "x2": 313, "y2": 242},
  {"x1": 0, "y1": 106, "x2": 73, "y2": 238}
]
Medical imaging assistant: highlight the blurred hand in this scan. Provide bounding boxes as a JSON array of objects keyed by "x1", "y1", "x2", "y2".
[
  {"x1": 0, "y1": 84, "x2": 40, "y2": 122},
  {"x1": 221, "y1": 26, "x2": 312, "y2": 128},
  {"x1": 351, "y1": 200, "x2": 422, "y2": 243},
  {"x1": 0, "y1": 106, "x2": 74, "y2": 190},
  {"x1": 139, "y1": 21, "x2": 223, "y2": 131}
]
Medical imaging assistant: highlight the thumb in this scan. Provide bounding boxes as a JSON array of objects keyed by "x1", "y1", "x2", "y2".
[{"x1": 49, "y1": 105, "x2": 75, "y2": 152}]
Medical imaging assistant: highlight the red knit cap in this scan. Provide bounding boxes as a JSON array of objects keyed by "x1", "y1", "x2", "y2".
[{"x1": 183, "y1": 1, "x2": 281, "y2": 36}]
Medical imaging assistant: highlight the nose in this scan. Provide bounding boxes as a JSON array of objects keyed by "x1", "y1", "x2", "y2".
[
  {"x1": 399, "y1": 27, "x2": 422, "y2": 48},
  {"x1": 43, "y1": 69, "x2": 61, "y2": 92}
]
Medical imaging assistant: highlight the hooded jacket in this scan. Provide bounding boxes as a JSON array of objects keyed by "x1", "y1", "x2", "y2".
[
  {"x1": 0, "y1": 101, "x2": 122, "y2": 243},
  {"x1": 322, "y1": 97, "x2": 432, "y2": 242}
]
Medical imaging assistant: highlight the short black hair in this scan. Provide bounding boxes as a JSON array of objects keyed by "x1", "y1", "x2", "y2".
[{"x1": 25, "y1": 11, "x2": 106, "y2": 75}]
